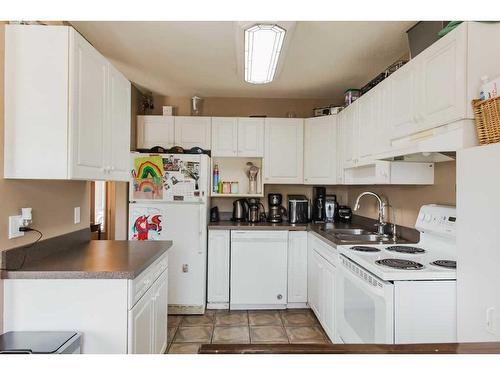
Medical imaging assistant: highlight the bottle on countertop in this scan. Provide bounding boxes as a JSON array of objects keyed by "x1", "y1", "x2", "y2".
[{"x1": 213, "y1": 164, "x2": 219, "y2": 193}]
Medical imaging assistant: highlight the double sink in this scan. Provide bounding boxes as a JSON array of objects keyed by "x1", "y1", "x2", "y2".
[{"x1": 318, "y1": 227, "x2": 397, "y2": 244}]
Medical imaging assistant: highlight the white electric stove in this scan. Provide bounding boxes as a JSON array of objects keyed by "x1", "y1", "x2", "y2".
[{"x1": 335, "y1": 205, "x2": 457, "y2": 345}]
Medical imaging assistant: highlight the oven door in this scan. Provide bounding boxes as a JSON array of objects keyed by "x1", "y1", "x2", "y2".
[{"x1": 336, "y1": 255, "x2": 394, "y2": 344}]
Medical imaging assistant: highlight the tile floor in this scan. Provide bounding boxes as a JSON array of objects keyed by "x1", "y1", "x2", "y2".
[{"x1": 166, "y1": 309, "x2": 331, "y2": 354}]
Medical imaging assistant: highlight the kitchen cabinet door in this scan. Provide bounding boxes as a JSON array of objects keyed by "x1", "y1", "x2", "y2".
[
  {"x1": 107, "y1": 64, "x2": 131, "y2": 181},
  {"x1": 321, "y1": 259, "x2": 336, "y2": 341},
  {"x1": 264, "y1": 118, "x2": 304, "y2": 184},
  {"x1": 152, "y1": 271, "x2": 168, "y2": 354},
  {"x1": 128, "y1": 286, "x2": 154, "y2": 354},
  {"x1": 336, "y1": 113, "x2": 345, "y2": 184},
  {"x1": 211, "y1": 117, "x2": 238, "y2": 156},
  {"x1": 307, "y1": 240, "x2": 322, "y2": 317},
  {"x1": 417, "y1": 25, "x2": 467, "y2": 132},
  {"x1": 174, "y1": 116, "x2": 212, "y2": 150},
  {"x1": 388, "y1": 62, "x2": 418, "y2": 140},
  {"x1": 207, "y1": 230, "x2": 230, "y2": 306},
  {"x1": 357, "y1": 92, "x2": 377, "y2": 160},
  {"x1": 137, "y1": 116, "x2": 175, "y2": 150},
  {"x1": 304, "y1": 115, "x2": 337, "y2": 184},
  {"x1": 237, "y1": 118, "x2": 265, "y2": 157},
  {"x1": 288, "y1": 231, "x2": 308, "y2": 304},
  {"x1": 69, "y1": 30, "x2": 108, "y2": 180},
  {"x1": 342, "y1": 103, "x2": 359, "y2": 168}
]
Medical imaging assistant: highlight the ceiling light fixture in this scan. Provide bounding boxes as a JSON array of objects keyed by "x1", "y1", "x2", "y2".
[{"x1": 244, "y1": 24, "x2": 286, "y2": 84}]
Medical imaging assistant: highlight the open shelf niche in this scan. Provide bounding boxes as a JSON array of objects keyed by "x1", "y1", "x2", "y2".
[{"x1": 210, "y1": 157, "x2": 264, "y2": 197}]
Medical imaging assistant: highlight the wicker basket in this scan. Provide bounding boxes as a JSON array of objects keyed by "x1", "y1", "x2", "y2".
[{"x1": 472, "y1": 97, "x2": 500, "y2": 145}]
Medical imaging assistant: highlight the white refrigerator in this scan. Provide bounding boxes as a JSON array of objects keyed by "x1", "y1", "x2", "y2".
[{"x1": 128, "y1": 152, "x2": 210, "y2": 314}]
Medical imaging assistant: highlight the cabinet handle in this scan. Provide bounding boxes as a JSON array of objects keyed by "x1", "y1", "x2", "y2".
[{"x1": 277, "y1": 294, "x2": 283, "y2": 300}]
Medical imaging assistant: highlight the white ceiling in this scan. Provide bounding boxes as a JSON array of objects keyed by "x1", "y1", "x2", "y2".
[{"x1": 71, "y1": 21, "x2": 415, "y2": 101}]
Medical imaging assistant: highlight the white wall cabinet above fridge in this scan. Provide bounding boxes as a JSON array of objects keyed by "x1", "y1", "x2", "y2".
[
  {"x1": 211, "y1": 117, "x2": 264, "y2": 157},
  {"x1": 303, "y1": 115, "x2": 339, "y2": 185},
  {"x1": 137, "y1": 116, "x2": 211, "y2": 151},
  {"x1": 264, "y1": 118, "x2": 304, "y2": 184},
  {"x1": 4, "y1": 24, "x2": 131, "y2": 181}
]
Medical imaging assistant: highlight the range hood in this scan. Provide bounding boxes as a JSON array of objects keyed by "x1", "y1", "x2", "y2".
[{"x1": 374, "y1": 120, "x2": 477, "y2": 162}]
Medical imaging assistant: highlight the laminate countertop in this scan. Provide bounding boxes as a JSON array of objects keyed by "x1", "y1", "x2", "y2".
[
  {"x1": 1, "y1": 240, "x2": 173, "y2": 280},
  {"x1": 208, "y1": 220, "x2": 416, "y2": 246}
]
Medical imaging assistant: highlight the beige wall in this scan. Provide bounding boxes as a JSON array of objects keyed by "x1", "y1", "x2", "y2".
[
  {"x1": 152, "y1": 95, "x2": 335, "y2": 118},
  {"x1": 0, "y1": 22, "x2": 91, "y2": 332},
  {"x1": 211, "y1": 162, "x2": 456, "y2": 228},
  {"x1": 346, "y1": 161, "x2": 456, "y2": 228}
]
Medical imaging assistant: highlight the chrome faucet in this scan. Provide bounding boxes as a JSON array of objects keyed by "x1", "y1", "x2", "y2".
[{"x1": 353, "y1": 191, "x2": 389, "y2": 236}]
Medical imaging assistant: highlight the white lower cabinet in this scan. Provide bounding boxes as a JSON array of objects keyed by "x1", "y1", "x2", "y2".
[
  {"x1": 4, "y1": 252, "x2": 168, "y2": 354},
  {"x1": 129, "y1": 284, "x2": 155, "y2": 354},
  {"x1": 128, "y1": 269, "x2": 169, "y2": 354},
  {"x1": 287, "y1": 231, "x2": 308, "y2": 305},
  {"x1": 307, "y1": 233, "x2": 337, "y2": 342},
  {"x1": 207, "y1": 230, "x2": 230, "y2": 308}
]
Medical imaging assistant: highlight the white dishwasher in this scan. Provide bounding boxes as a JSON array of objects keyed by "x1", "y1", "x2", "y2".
[{"x1": 230, "y1": 230, "x2": 288, "y2": 310}]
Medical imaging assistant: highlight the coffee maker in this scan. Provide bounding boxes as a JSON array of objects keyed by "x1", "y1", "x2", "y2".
[
  {"x1": 312, "y1": 187, "x2": 326, "y2": 223},
  {"x1": 267, "y1": 193, "x2": 286, "y2": 223}
]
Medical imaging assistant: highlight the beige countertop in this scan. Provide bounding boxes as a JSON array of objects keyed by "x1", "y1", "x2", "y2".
[{"x1": 2, "y1": 240, "x2": 173, "y2": 280}]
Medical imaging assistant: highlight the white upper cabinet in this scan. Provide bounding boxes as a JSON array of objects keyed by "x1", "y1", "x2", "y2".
[
  {"x1": 211, "y1": 117, "x2": 238, "y2": 156},
  {"x1": 388, "y1": 62, "x2": 418, "y2": 140},
  {"x1": 106, "y1": 64, "x2": 132, "y2": 181},
  {"x1": 264, "y1": 118, "x2": 304, "y2": 184},
  {"x1": 137, "y1": 116, "x2": 175, "y2": 150},
  {"x1": 341, "y1": 104, "x2": 359, "y2": 168},
  {"x1": 69, "y1": 30, "x2": 108, "y2": 180},
  {"x1": 174, "y1": 116, "x2": 212, "y2": 150},
  {"x1": 211, "y1": 117, "x2": 264, "y2": 157},
  {"x1": 416, "y1": 24, "x2": 467, "y2": 132},
  {"x1": 237, "y1": 118, "x2": 265, "y2": 157},
  {"x1": 4, "y1": 25, "x2": 131, "y2": 181},
  {"x1": 303, "y1": 115, "x2": 338, "y2": 184}
]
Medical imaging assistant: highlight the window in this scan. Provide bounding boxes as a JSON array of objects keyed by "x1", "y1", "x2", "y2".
[{"x1": 94, "y1": 181, "x2": 106, "y2": 231}]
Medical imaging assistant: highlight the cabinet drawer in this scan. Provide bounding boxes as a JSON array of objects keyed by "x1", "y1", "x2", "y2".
[
  {"x1": 128, "y1": 252, "x2": 168, "y2": 309},
  {"x1": 308, "y1": 233, "x2": 338, "y2": 266}
]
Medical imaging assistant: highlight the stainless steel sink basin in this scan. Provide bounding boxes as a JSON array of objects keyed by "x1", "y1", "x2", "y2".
[
  {"x1": 320, "y1": 228, "x2": 373, "y2": 235},
  {"x1": 333, "y1": 233, "x2": 394, "y2": 243}
]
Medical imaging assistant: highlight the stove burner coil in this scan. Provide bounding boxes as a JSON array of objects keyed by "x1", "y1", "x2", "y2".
[
  {"x1": 375, "y1": 258, "x2": 424, "y2": 270},
  {"x1": 431, "y1": 260, "x2": 456, "y2": 269},
  {"x1": 386, "y1": 245, "x2": 426, "y2": 254},
  {"x1": 350, "y1": 246, "x2": 380, "y2": 253}
]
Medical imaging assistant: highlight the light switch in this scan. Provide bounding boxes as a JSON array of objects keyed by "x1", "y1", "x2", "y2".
[{"x1": 74, "y1": 207, "x2": 81, "y2": 224}]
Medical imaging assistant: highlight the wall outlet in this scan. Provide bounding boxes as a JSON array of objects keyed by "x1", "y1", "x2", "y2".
[
  {"x1": 74, "y1": 207, "x2": 81, "y2": 224},
  {"x1": 8, "y1": 215, "x2": 24, "y2": 239}
]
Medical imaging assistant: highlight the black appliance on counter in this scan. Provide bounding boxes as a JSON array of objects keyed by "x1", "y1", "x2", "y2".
[
  {"x1": 248, "y1": 198, "x2": 266, "y2": 223},
  {"x1": 337, "y1": 205, "x2": 353, "y2": 222},
  {"x1": 210, "y1": 206, "x2": 220, "y2": 222},
  {"x1": 267, "y1": 193, "x2": 287, "y2": 223},
  {"x1": 232, "y1": 199, "x2": 249, "y2": 222},
  {"x1": 288, "y1": 195, "x2": 309, "y2": 224},
  {"x1": 312, "y1": 186, "x2": 326, "y2": 222}
]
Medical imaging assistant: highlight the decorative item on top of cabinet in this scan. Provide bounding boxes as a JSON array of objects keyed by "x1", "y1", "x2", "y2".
[
  {"x1": 264, "y1": 118, "x2": 304, "y2": 184},
  {"x1": 4, "y1": 24, "x2": 131, "y2": 181},
  {"x1": 303, "y1": 115, "x2": 338, "y2": 184}
]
